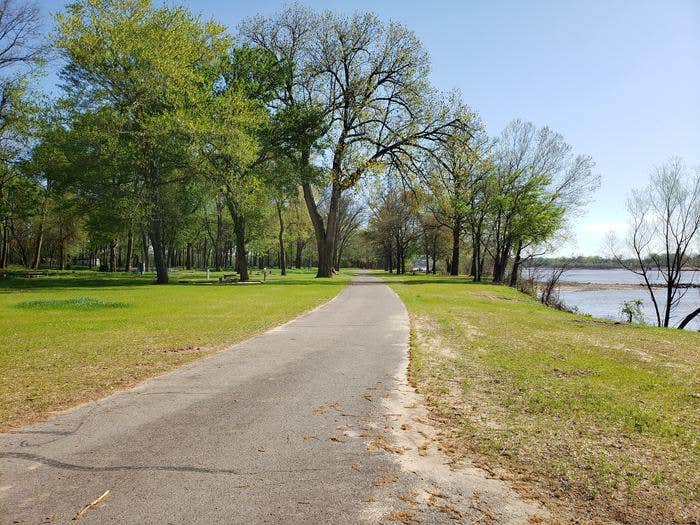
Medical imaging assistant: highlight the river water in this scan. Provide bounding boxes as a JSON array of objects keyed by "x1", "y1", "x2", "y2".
[{"x1": 526, "y1": 268, "x2": 700, "y2": 331}]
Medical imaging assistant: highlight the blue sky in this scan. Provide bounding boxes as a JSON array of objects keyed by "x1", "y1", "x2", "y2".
[{"x1": 38, "y1": 1, "x2": 700, "y2": 256}]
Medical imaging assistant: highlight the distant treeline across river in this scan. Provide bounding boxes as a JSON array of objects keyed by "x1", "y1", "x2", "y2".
[{"x1": 529, "y1": 256, "x2": 700, "y2": 271}]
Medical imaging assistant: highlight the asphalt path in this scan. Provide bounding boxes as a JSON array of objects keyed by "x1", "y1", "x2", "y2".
[{"x1": 1, "y1": 274, "x2": 415, "y2": 523}]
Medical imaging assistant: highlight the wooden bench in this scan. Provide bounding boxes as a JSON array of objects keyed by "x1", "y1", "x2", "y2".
[{"x1": 219, "y1": 273, "x2": 239, "y2": 283}]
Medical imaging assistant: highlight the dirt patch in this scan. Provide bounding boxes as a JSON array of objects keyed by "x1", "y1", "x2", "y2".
[
  {"x1": 414, "y1": 315, "x2": 461, "y2": 359},
  {"x1": 361, "y1": 348, "x2": 550, "y2": 524},
  {"x1": 411, "y1": 315, "x2": 509, "y2": 432}
]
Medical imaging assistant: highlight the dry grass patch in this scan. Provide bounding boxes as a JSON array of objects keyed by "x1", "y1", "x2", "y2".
[{"x1": 385, "y1": 274, "x2": 699, "y2": 524}]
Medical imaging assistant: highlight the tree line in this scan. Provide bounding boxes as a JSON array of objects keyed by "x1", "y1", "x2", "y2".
[{"x1": 0, "y1": 0, "x2": 606, "y2": 290}]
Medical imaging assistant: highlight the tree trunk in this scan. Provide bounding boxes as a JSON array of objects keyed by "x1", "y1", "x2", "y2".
[
  {"x1": 145, "y1": 152, "x2": 168, "y2": 283},
  {"x1": 424, "y1": 232, "x2": 430, "y2": 274},
  {"x1": 141, "y1": 228, "x2": 150, "y2": 273},
  {"x1": 109, "y1": 239, "x2": 117, "y2": 272},
  {"x1": 470, "y1": 239, "x2": 476, "y2": 278},
  {"x1": 276, "y1": 203, "x2": 286, "y2": 276},
  {"x1": 234, "y1": 220, "x2": 248, "y2": 281},
  {"x1": 224, "y1": 194, "x2": 249, "y2": 282},
  {"x1": 387, "y1": 241, "x2": 393, "y2": 273},
  {"x1": 678, "y1": 307, "x2": 700, "y2": 330},
  {"x1": 202, "y1": 238, "x2": 209, "y2": 269},
  {"x1": 32, "y1": 220, "x2": 45, "y2": 270},
  {"x1": 450, "y1": 216, "x2": 461, "y2": 276},
  {"x1": 150, "y1": 220, "x2": 168, "y2": 283},
  {"x1": 59, "y1": 239, "x2": 65, "y2": 270},
  {"x1": 295, "y1": 238, "x2": 303, "y2": 269},
  {"x1": 1, "y1": 220, "x2": 8, "y2": 269},
  {"x1": 335, "y1": 247, "x2": 343, "y2": 271},
  {"x1": 185, "y1": 242, "x2": 193, "y2": 270},
  {"x1": 473, "y1": 224, "x2": 482, "y2": 281},
  {"x1": 9, "y1": 222, "x2": 28, "y2": 267},
  {"x1": 509, "y1": 241, "x2": 523, "y2": 287},
  {"x1": 215, "y1": 204, "x2": 223, "y2": 271},
  {"x1": 302, "y1": 181, "x2": 337, "y2": 278},
  {"x1": 663, "y1": 277, "x2": 673, "y2": 328},
  {"x1": 124, "y1": 230, "x2": 133, "y2": 272},
  {"x1": 395, "y1": 238, "x2": 401, "y2": 274},
  {"x1": 166, "y1": 242, "x2": 175, "y2": 269},
  {"x1": 493, "y1": 242, "x2": 511, "y2": 284}
]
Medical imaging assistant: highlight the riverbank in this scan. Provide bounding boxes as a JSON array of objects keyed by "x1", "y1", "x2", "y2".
[
  {"x1": 527, "y1": 268, "x2": 700, "y2": 329},
  {"x1": 383, "y1": 273, "x2": 699, "y2": 524}
]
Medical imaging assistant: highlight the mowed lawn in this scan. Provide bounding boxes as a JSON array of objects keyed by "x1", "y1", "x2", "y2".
[
  {"x1": 1, "y1": 269, "x2": 348, "y2": 431},
  {"x1": 384, "y1": 274, "x2": 699, "y2": 524}
]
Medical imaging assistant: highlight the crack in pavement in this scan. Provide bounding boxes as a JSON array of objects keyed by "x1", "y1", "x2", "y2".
[{"x1": 1, "y1": 452, "x2": 333, "y2": 476}]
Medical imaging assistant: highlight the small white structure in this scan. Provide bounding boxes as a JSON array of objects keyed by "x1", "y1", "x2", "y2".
[{"x1": 411, "y1": 258, "x2": 428, "y2": 272}]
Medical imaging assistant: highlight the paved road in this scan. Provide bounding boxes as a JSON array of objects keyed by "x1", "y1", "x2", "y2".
[
  {"x1": 2, "y1": 274, "x2": 545, "y2": 524},
  {"x1": 1, "y1": 274, "x2": 413, "y2": 523}
]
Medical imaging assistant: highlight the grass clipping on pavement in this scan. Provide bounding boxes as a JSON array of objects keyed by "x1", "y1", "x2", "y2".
[{"x1": 386, "y1": 274, "x2": 699, "y2": 524}]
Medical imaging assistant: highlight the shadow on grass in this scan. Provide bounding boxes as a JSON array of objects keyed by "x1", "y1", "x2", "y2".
[
  {"x1": 0, "y1": 275, "x2": 155, "y2": 291},
  {"x1": 2, "y1": 269, "x2": 478, "y2": 290},
  {"x1": 263, "y1": 278, "x2": 348, "y2": 286},
  {"x1": 0, "y1": 274, "x2": 346, "y2": 290},
  {"x1": 382, "y1": 275, "x2": 490, "y2": 286}
]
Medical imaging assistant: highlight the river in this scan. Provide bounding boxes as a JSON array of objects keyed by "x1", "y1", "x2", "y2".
[{"x1": 526, "y1": 268, "x2": 700, "y2": 331}]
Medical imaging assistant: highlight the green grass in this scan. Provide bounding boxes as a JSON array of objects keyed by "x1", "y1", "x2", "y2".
[
  {"x1": 383, "y1": 273, "x2": 699, "y2": 524},
  {"x1": 0, "y1": 268, "x2": 349, "y2": 431},
  {"x1": 16, "y1": 297, "x2": 130, "y2": 310}
]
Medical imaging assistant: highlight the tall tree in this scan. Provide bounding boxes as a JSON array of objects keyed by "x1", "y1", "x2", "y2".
[
  {"x1": 423, "y1": 102, "x2": 487, "y2": 275},
  {"x1": 489, "y1": 119, "x2": 597, "y2": 284},
  {"x1": 241, "y1": 6, "x2": 463, "y2": 277},
  {"x1": 0, "y1": 0, "x2": 45, "y2": 268},
  {"x1": 55, "y1": 0, "x2": 231, "y2": 283},
  {"x1": 201, "y1": 44, "x2": 286, "y2": 281}
]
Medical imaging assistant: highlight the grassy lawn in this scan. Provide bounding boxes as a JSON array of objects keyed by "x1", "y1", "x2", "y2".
[
  {"x1": 383, "y1": 273, "x2": 699, "y2": 524},
  {"x1": 1, "y1": 268, "x2": 349, "y2": 431}
]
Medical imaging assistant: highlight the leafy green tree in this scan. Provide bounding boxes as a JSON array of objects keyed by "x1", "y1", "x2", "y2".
[
  {"x1": 55, "y1": 0, "x2": 232, "y2": 283},
  {"x1": 422, "y1": 100, "x2": 488, "y2": 275},
  {"x1": 31, "y1": 110, "x2": 138, "y2": 271},
  {"x1": 490, "y1": 120, "x2": 598, "y2": 284},
  {"x1": 200, "y1": 46, "x2": 282, "y2": 281}
]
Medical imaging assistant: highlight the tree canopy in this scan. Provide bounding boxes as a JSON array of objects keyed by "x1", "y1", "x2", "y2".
[{"x1": 2, "y1": 0, "x2": 611, "y2": 294}]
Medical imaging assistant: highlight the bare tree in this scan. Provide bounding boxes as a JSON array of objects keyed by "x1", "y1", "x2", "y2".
[
  {"x1": 610, "y1": 158, "x2": 700, "y2": 328},
  {"x1": 0, "y1": 0, "x2": 44, "y2": 129},
  {"x1": 540, "y1": 263, "x2": 569, "y2": 308},
  {"x1": 0, "y1": 0, "x2": 43, "y2": 67}
]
